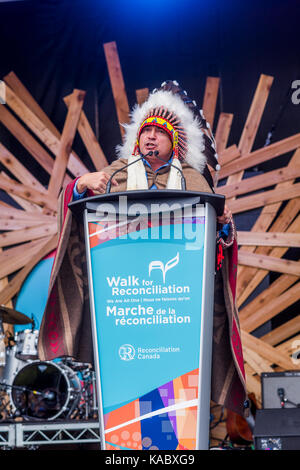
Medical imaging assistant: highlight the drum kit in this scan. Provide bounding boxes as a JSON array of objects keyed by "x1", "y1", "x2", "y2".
[{"x1": 0, "y1": 305, "x2": 98, "y2": 422}]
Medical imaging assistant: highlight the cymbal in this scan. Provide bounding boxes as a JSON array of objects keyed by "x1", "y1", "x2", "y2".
[{"x1": 0, "y1": 305, "x2": 33, "y2": 325}]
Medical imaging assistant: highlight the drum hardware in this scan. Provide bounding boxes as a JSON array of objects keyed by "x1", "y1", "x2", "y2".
[
  {"x1": 0, "y1": 306, "x2": 33, "y2": 370},
  {"x1": 0, "y1": 329, "x2": 98, "y2": 422},
  {"x1": 0, "y1": 305, "x2": 33, "y2": 325},
  {"x1": 59, "y1": 357, "x2": 98, "y2": 420},
  {"x1": 15, "y1": 329, "x2": 39, "y2": 361},
  {"x1": 74, "y1": 369, "x2": 98, "y2": 420},
  {"x1": 0, "y1": 316, "x2": 6, "y2": 368},
  {"x1": 58, "y1": 356, "x2": 92, "y2": 371},
  {"x1": 0, "y1": 333, "x2": 5, "y2": 368},
  {"x1": 0, "y1": 343, "x2": 26, "y2": 389},
  {"x1": 0, "y1": 382, "x2": 58, "y2": 402}
]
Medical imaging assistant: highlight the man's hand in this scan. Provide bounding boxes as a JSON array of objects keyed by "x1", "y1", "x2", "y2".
[
  {"x1": 217, "y1": 204, "x2": 232, "y2": 225},
  {"x1": 76, "y1": 171, "x2": 118, "y2": 194}
]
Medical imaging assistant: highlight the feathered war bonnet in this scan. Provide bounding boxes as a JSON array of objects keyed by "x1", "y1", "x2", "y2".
[{"x1": 116, "y1": 80, "x2": 220, "y2": 190}]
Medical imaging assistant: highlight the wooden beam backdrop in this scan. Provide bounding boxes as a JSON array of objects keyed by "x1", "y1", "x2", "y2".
[{"x1": 0, "y1": 41, "x2": 299, "y2": 447}]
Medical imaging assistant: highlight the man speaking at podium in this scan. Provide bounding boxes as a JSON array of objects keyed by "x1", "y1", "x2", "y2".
[{"x1": 38, "y1": 81, "x2": 247, "y2": 417}]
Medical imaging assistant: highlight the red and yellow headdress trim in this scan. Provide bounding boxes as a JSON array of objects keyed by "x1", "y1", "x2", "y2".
[{"x1": 134, "y1": 112, "x2": 183, "y2": 159}]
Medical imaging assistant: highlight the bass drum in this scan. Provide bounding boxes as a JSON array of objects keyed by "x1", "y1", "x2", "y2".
[{"x1": 11, "y1": 361, "x2": 82, "y2": 421}]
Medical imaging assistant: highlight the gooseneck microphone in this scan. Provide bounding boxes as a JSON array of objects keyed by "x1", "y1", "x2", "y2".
[
  {"x1": 153, "y1": 151, "x2": 187, "y2": 190},
  {"x1": 105, "y1": 151, "x2": 154, "y2": 193}
]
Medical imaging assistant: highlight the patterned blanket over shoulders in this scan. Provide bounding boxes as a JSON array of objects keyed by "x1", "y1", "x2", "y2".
[{"x1": 38, "y1": 176, "x2": 247, "y2": 416}]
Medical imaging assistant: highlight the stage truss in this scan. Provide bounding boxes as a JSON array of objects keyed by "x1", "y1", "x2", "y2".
[
  {"x1": 0, "y1": 41, "x2": 299, "y2": 448},
  {"x1": 0, "y1": 420, "x2": 100, "y2": 449}
]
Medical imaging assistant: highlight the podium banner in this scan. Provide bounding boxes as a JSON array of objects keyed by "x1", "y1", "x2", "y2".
[{"x1": 85, "y1": 207, "x2": 210, "y2": 450}]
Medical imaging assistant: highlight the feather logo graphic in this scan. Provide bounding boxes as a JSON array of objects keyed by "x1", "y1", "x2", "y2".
[{"x1": 148, "y1": 252, "x2": 179, "y2": 283}]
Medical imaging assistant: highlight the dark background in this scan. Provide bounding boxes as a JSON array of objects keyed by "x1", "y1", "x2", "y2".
[
  {"x1": 1, "y1": 0, "x2": 300, "y2": 182},
  {"x1": 0, "y1": 0, "x2": 299, "y2": 328}
]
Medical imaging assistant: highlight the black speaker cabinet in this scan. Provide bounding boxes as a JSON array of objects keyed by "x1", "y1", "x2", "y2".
[
  {"x1": 254, "y1": 408, "x2": 300, "y2": 450},
  {"x1": 261, "y1": 371, "x2": 300, "y2": 409}
]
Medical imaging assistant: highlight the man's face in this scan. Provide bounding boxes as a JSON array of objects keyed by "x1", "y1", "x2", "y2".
[{"x1": 139, "y1": 125, "x2": 173, "y2": 165}]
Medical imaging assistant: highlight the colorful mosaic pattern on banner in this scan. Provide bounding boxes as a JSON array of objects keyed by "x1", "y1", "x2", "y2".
[
  {"x1": 104, "y1": 368, "x2": 199, "y2": 450},
  {"x1": 87, "y1": 213, "x2": 206, "y2": 450}
]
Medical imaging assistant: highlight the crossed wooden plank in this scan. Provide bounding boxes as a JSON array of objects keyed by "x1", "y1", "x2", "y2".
[{"x1": 0, "y1": 46, "x2": 299, "y2": 413}]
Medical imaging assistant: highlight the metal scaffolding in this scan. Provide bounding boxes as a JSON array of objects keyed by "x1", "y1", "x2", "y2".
[{"x1": 0, "y1": 420, "x2": 101, "y2": 449}]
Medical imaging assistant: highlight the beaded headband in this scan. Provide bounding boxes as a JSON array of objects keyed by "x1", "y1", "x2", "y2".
[{"x1": 134, "y1": 109, "x2": 184, "y2": 160}]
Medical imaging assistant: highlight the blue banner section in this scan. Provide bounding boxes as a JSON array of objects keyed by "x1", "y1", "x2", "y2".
[
  {"x1": 139, "y1": 389, "x2": 179, "y2": 450},
  {"x1": 89, "y1": 220, "x2": 205, "y2": 414},
  {"x1": 15, "y1": 257, "x2": 54, "y2": 333}
]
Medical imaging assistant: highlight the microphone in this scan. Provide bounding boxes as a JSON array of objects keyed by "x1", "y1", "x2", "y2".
[
  {"x1": 30, "y1": 389, "x2": 56, "y2": 400},
  {"x1": 153, "y1": 151, "x2": 186, "y2": 190},
  {"x1": 106, "y1": 151, "x2": 154, "y2": 193},
  {"x1": 277, "y1": 387, "x2": 285, "y2": 408},
  {"x1": 42, "y1": 390, "x2": 56, "y2": 401}
]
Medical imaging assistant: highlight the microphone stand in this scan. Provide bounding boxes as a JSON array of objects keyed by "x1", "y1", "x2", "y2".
[
  {"x1": 105, "y1": 151, "x2": 154, "y2": 193},
  {"x1": 277, "y1": 387, "x2": 300, "y2": 408},
  {"x1": 105, "y1": 150, "x2": 187, "y2": 193},
  {"x1": 152, "y1": 151, "x2": 187, "y2": 190}
]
